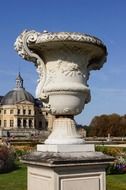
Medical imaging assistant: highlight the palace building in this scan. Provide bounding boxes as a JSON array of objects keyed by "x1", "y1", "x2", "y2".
[{"x1": 0, "y1": 73, "x2": 50, "y2": 131}]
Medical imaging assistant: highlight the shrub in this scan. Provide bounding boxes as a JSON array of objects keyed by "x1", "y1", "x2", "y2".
[
  {"x1": 107, "y1": 157, "x2": 126, "y2": 174},
  {"x1": 96, "y1": 145, "x2": 126, "y2": 174},
  {"x1": 95, "y1": 146, "x2": 122, "y2": 157},
  {"x1": 114, "y1": 156, "x2": 126, "y2": 174},
  {"x1": 0, "y1": 145, "x2": 17, "y2": 173},
  {"x1": 14, "y1": 145, "x2": 34, "y2": 159}
]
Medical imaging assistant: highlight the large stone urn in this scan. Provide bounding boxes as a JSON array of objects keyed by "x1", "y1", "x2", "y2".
[
  {"x1": 14, "y1": 30, "x2": 114, "y2": 190},
  {"x1": 15, "y1": 30, "x2": 107, "y2": 145}
]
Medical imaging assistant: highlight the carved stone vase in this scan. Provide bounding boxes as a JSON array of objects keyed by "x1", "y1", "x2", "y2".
[{"x1": 14, "y1": 30, "x2": 107, "y2": 144}]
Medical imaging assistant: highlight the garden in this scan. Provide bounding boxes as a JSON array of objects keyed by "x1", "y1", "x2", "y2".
[{"x1": 0, "y1": 144, "x2": 126, "y2": 190}]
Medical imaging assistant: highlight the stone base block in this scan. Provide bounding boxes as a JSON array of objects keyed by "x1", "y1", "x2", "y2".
[{"x1": 37, "y1": 144, "x2": 95, "y2": 152}]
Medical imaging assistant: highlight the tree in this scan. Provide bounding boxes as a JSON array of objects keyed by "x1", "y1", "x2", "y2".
[{"x1": 88, "y1": 114, "x2": 126, "y2": 137}]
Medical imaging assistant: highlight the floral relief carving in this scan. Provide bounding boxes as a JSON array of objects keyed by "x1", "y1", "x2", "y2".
[
  {"x1": 36, "y1": 32, "x2": 106, "y2": 50},
  {"x1": 60, "y1": 62, "x2": 82, "y2": 77}
]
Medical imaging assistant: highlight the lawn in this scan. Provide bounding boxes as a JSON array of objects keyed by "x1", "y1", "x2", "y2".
[
  {"x1": 107, "y1": 174, "x2": 126, "y2": 190},
  {"x1": 0, "y1": 165, "x2": 27, "y2": 190},
  {"x1": 0, "y1": 165, "x2": 126, "y2": 190}
]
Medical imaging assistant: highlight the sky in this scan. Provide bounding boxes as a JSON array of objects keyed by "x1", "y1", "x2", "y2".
[{"x1": 0, "y1": 0, "x2": 126, "y2": 125}]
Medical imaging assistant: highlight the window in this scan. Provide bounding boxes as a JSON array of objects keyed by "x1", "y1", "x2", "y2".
[
  {"x1": 10, "y1": 120, "x2": 14, "y2": 127},
  {"x1": 28, "y1": 110, "x2": 31, "y2": 115},
  {"x1": 39, "y1": 110, "x2": 42, "y2": 114},
  {"x1": 4, "y1": 110, "x2": 6, "y2": 114},
  {"x1": 17, "y1": 109, "x2": 20, "y2": 114},
  {"x1": 17, "y1": 119, "x2": 21, "y2": 128},
  {"x1": 23, "y1": 109, "x2": 26, "y2": 115},
  {"x1": 4, "y1": 120, "x2": 7, "y2": 127},
  {"x1": 23, "y1": 119, "x2": 27, "y2": 128},
  {"x1": 10, "y1": 110, "x2": 13, "y2": 114},
  {"x1": 34, "y1": 119, "x2": 36, "y2": 127},
  {"x1": 29, "y1": 119, "x2": 32, "y2": 128},
  {"x1": 39, "y1": 121, "x2": 42, "y2": 129}
]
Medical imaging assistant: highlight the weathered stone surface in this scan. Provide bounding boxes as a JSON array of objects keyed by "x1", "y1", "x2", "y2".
[
  {"x1": 22, "y1": 151, "x2": 114, "y2": 190},
  {"x1": 22, "y1": 151, "x2": 114, "y2": 166},
  {"x1": 14, "y1": 30, "x2": 107, "y2": 145}
]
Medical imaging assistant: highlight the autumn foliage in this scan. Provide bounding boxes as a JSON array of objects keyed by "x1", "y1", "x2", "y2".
[{"x1": 88, "y1": 114, "x2": 126, "y2": 137}]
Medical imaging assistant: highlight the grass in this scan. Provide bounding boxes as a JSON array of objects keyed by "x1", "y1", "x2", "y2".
[
  {"x1": 107, "y1": 174, "x2": 126, "y2": 190},
  {"x1": 0, "y1": 164, "x2": 27, "y2": 190},
  {"x1": 0, "y1": 164, "x2": 126, "y2": 190}
]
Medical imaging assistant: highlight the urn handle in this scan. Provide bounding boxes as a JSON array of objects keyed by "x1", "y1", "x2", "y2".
[{"x1": 14, "y1": 30, "x2": 47, "y2": 100}]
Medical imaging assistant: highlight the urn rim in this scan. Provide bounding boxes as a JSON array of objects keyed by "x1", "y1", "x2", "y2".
[
  {"x1": 31, "y1": 31, "x2": 107, "y2": 53},
  {"x1": 28, "y1": 31, "x2": 107, "y2": 57},
  {"x1": 14, "y1": 30, "x2": 108, "y2": 71}
]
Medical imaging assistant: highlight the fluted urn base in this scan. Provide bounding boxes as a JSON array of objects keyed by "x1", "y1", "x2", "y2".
[{"x1": 44, "y1": 117, "x2": 84, "y2": 144}]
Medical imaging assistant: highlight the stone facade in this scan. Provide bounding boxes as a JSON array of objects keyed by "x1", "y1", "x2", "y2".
[{"x1": 0, "y1": 101, "x2": 44, "y2": 130}]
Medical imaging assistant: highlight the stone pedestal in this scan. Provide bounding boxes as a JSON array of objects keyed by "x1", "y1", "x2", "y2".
[{"x1": 22, "y1": 146, "x2": 113, "y2": 190}]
